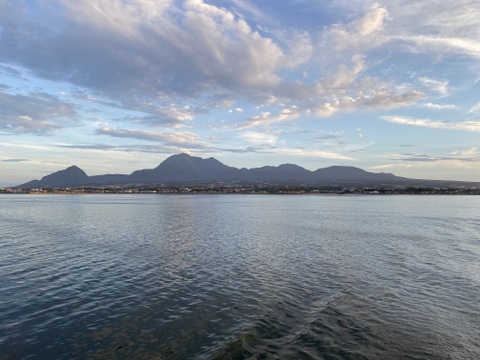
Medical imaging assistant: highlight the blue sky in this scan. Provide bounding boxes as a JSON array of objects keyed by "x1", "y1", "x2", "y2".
[{"x1": 1, "y1": 0, "x2": 480, "y2": 186}]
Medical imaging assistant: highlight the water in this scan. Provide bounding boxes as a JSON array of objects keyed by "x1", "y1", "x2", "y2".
[{"x1": 0, "y1": 194, "x2": 479, "y2": 359}]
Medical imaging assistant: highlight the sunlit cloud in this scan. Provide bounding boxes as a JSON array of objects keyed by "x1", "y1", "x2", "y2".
[
  {"x1": 321, "y1": 4, "x2": 389, "y2": 54},
  {"x1": 383, "y1": 116, "x2": 480, "y2": 132},
  {"x1": 422, "y1": 103, "x2": 458, "y2": 110},
  {"x1": 314, "y1": 90, "x2": 423, "y2": 117},
  {"x1": 240, "y1": 131, "x2": 278, "y2": 146},
  {"x1": 239, "y1": 106, "x2": 301, "y2": 129},
  {"x1": 277, "y1": 148, "x2": 357, "y2": 161}
]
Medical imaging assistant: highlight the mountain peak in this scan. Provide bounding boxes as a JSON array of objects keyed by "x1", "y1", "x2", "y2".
[
  {"x1": 50, "y1": 165, "x2": 87, "y2": 176},
  {"x1": 67, "y1": 165, "x2": 82, "y2": 170},
  {"x1": 142, "y1": 152, "x2": 235, "y2": 182},
  {"x1": 155, "y1": 153, "x2": 195, "y2": 167},
  {"x1": 36, "y1": 165, "x2": 90, "y2": 187},
  {"x1": 170, "y1": 152, "x2": 192, "y2": 159}
]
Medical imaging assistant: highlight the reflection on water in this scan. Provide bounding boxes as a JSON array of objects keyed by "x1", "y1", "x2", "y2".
[{"x1": 1, "y1": 194, "x2": 479, "y2": 359}]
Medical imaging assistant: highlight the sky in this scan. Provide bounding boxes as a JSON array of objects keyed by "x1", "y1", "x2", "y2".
[{"x1": 1, "y1": 0, "x2": 480, "y2": 186}]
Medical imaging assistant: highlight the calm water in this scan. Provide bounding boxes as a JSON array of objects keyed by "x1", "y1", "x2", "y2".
[{"x1": 0, "y1": 194, "x2": 479, "y2": 359}]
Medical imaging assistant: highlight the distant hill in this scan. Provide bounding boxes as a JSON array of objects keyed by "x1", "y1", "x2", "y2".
[
  {"x1": 17, "y1": 153, "x2": 478, "y2": 189},
  {"x1": 20, "y1": 166, "x2": 90, "y2": 188}
]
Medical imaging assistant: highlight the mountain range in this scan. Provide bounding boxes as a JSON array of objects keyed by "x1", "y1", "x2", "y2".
[{"x1": 18, "y1": 153, "x2": 478, "y2": 189}]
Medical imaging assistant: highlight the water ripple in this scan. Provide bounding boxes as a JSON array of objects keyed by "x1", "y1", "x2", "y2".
[{"x1": 0, "y1": 194, "x2": 479, "y2": 359}]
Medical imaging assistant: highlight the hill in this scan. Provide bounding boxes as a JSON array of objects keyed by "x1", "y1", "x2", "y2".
[{"x1": 17, "y1": 153, "x2": 478, "y2": 189}]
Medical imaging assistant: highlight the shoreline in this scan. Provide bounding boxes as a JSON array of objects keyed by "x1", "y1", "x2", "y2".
[{"x1": 2, "y1": 185, "x2": 479, "y2": 195}]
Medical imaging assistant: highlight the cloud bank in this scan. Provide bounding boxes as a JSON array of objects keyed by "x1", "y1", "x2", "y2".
[{"x1": 0, "y1": 0, "x2": 434, "y2": 129}]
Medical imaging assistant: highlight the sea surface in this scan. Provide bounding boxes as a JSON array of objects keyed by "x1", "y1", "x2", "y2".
[{"x1": 0, "y1": 194, "x2": 479, "y2": 359}]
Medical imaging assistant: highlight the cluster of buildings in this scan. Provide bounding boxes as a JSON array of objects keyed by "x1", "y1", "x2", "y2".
[{"x1": 2, "y1": 183, "x2": 479, "y2": 195}]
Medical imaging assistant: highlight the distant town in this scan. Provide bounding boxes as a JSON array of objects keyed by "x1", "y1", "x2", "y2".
[{"x1": 2, "y1": 182, "x2": 479, "y2": 195}]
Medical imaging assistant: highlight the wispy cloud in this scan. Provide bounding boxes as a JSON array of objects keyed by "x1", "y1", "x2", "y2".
[
  {"x1": 419, "y1": 77, "x2": 449, "y2": 95},
  {"x1": 314, "y1": 132, "x2": 347, "y2": 146},
  {"x1": 314, "y1": 90, "x2": 423, "y2": 117},
  {"x1": 400, "y1": 35, "x2": 480, "y2": 59},
  {"x1": 383, "y1": 116, "x2": 480, "y2": 132},
  {"x1": 385, "y1": 1, "x2": 480, "y2": 60},
  {"x1": 391, "y1": 154, "x2": 475, "y2": 163},
  {"x1": 95, "y1": 127, "x2": 204, "y2": 148},
  {"x1": 56, "y1": 141, "x2": 267, "y2": 156},
  {"x1": 239, "y1": 106, "x2": 301, "y2": 129},
  {"x1": 422, "y1": 102, "x2": 458, "y2": 110},
  {"x1": 277, "y1": 148, "x2": 357, "y2": 161},
  {"x1": 449, "y1": 147, "x2": 478, "y2": 157},
  {"x1": 1, "y1": 158, "x2": 29, "y2": 163},
  {"x1": 231, "y1": 0, "x2": 272, "y2": 23},
  {"x1": 391, "y1": 147, "x2": 479, "y2": 163},
  {"x1": 321, "y1": 4, "x2": 389, "y2": 55},
  {"x1": 0, "y1": 91, "x2": 75, "y2": 135},
  {"x1": 468, "y1": 102, "x2": 480, "y2": 114}
]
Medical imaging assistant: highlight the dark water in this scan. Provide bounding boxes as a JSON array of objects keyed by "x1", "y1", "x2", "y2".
[{"x1": 1, "y1": 194, "x2": 479, "y2": 359}]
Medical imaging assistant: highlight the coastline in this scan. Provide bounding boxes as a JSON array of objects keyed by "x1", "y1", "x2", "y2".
[{"x1": 2, "y1": 184, "x2": 479, "y2": 195}]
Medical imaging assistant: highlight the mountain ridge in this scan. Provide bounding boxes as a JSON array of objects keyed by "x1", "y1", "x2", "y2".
[{"x1": 17, "y1": 153, "x2": 478, "y2": 189}]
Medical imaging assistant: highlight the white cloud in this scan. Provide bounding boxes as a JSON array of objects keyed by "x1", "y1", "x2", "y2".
[
  {"x1": 324, "y1": 55, "x2": 365, "y2": 90},
  {"x1": 383, "y1": 116, "x2": 480, "y2": 132},
  {"x1": 383, "y1": 1, "x2": 480, "y2": 60},
  {"x1": 240, "y1": 105, "x2": 301, "y2": 129},
  {"x1": 396, "y1": 35, "x2": 480, "y2": 60},
  {"x1": 419, "y1": 77, "x2": 449, "y2": 95},
  {"x1": 277, "y1": 148, "x2": 357, "y2": 161},
  {"x1": 314, "y1": 90, "x2": 423, "y2": 117},
  {"x1": 1, "y1": 0, "x2": 291, "y2": 100},
  {"x1": 241, "y1": 131, "x2": 278, "y2": 145},
  {"x1": 390, "y1": 147, "x2": 480, "y2": 164},
  {"x1": 422, "y1": 103, "x2": 458, "y2": 110},
  {"x1": 449, "y1": 147, "x2": 478, "y2": 156},
  {"x1": 0, "y1": 1, "x2": 424, "y2": 121},
  {"x1": 468, "y1": 102, "x2": 480, "y2": 113},
  {"x1": 3, "y1": 0, "x2": 479, "y2": 156},
  {"x1": 322, "y1": 3, "x2": 389, "y2": 54},
  {"x1": 181, "y1": 0, "x2": 286, "y2": 90},
  {"x1": 281, "y1": 31, "x2": 314, "y2": 68},
  {"x1": 231, "y1": 0, "x2": 271, "y2": 23},
  {"x1": 351, "y1": 4, "x2": 389, "y2": 37},
  {"x1": 140, "y1": 105, "x2": 196, "y2": 127}
]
